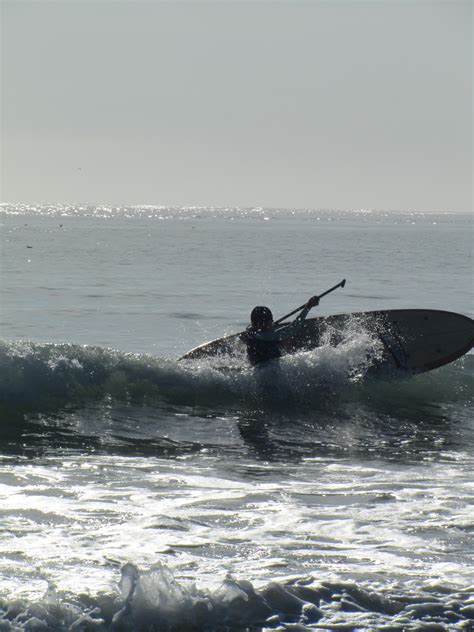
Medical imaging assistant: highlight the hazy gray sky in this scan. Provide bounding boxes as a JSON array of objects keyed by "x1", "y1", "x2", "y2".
[{"x1": 1, "y1": 0, "x2": 472, "y2": 211}]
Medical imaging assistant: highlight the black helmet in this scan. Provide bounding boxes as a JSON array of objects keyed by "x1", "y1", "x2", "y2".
[{"x1": 250, "y1": 306, "x2": 273, "y2": 328}]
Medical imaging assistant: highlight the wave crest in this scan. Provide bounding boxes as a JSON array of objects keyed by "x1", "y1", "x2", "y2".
[{"x1": 0, "y1": 338, "x2": 472, "y2": 417}]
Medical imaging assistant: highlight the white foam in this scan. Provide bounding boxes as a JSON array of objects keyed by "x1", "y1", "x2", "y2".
[{"x1": 0, "y1": 563, "x2": 472, "y2": 631}]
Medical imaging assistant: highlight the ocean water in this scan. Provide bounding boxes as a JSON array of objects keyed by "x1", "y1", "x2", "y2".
[{"x1": 0, "y1": 203, "x2": 473, "y2": 631}]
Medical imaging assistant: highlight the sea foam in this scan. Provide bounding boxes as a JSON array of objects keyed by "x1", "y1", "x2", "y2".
[{"x1": 1, "y1": 562, "x2": 472, "y2": 631}]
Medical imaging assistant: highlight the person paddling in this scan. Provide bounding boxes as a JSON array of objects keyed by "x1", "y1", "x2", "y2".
[
  {"x1": 178, "y1": 280, "x2": 346, "y2": 362},
  {"x1": 242, "y1": 295, "x2": 320, "y2": 365}
]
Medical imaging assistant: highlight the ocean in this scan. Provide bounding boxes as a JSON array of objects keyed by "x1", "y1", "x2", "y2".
[{"x1": 0, "y1": 203, "x2": 473, "y2": 631}]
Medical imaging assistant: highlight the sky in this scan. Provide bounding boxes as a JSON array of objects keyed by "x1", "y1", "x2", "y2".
[{"x1": 1, "y1": 0, "x2": 472, "y2": 211}]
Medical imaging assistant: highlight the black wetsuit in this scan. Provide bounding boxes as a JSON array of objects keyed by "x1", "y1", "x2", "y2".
[
  {"x1": 242, "y1": 326, "x2": 282, "y2": 366},
  {"x1": 242, "y1": 304, "x2": 314, "y2": 366}
]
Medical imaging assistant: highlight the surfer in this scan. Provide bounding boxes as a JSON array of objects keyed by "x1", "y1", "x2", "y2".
[
  {"x1": 242, "y1": 296, "x2": 320, "y2": 365},
  {"x1": 179, "y1": 280, "x2": 347, "y2": 363}
]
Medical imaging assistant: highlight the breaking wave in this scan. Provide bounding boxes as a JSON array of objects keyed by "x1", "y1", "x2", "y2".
[
  {"x1": 2, "y1": 561, "x2": 473, "y2": 631},
  {"x1": 0, "y1": 337, "x2": 472, "y2": 416}
]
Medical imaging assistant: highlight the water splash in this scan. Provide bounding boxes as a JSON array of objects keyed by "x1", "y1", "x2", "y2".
[{"x1": 1, "y1": 562, "x2": 472, "y2": 631}]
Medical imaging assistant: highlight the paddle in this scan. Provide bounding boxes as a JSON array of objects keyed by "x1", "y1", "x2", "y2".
[{"x1": 274, "y1": 279, "x2": 346, "y2": 325}]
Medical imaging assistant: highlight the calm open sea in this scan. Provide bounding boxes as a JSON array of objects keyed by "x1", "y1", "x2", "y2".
[{"x1": 0, "y1": 204, "x2": 473, "y2": 630}]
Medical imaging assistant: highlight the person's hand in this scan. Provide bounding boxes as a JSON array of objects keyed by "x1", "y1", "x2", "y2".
[{"x1": 307, "y1": 295, "x2": 320, "y2": 309}]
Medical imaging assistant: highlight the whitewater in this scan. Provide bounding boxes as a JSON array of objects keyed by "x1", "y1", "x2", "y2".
[{"x1": 0, "y1": 204, "x2": 473, "y2": 631}]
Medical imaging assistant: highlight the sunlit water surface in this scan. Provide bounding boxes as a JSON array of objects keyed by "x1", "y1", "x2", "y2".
[{"x1": 0, "y1": 204, "x2": 472, "y2": 630}]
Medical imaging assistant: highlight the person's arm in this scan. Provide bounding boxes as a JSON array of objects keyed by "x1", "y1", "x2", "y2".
[
  {"x1": 252, "y1": 325, "x2": 296, "y2": 342},
  {"x1": 294, "y1": 295, "x2": 320, "y2": 322}
]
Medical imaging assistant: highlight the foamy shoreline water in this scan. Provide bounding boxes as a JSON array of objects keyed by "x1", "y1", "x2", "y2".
[{"x1": 2, "y1": 561, "x2": 474, "y2": 630}]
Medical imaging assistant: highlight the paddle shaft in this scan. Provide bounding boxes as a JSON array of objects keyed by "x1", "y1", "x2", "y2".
[{"x1": 274, "y1": 279, "x2": 346, "y2": 325}]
